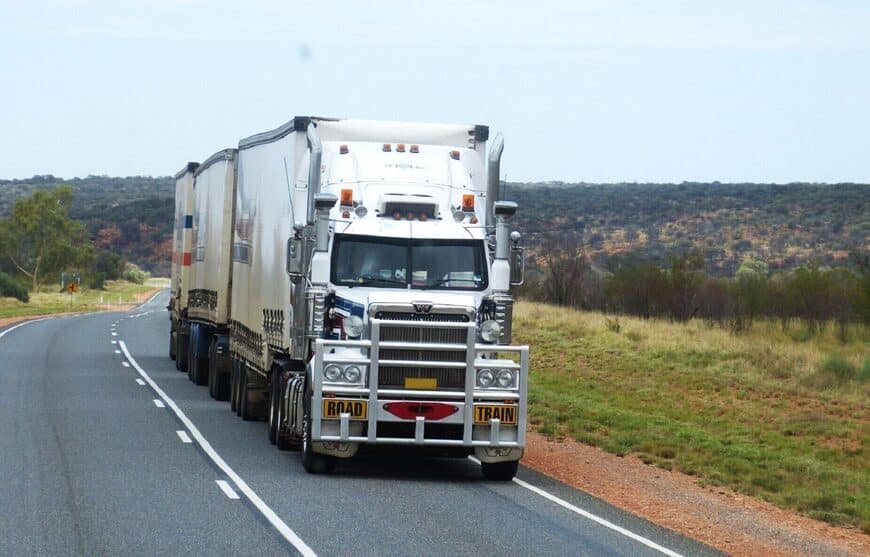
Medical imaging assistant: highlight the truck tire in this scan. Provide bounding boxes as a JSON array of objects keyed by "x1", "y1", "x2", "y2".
[
  {"x1": 481, "y1": 460, "x2": 518, "y2": 481},
  {"x1": 169, "y1": 328, "x2": 176, "y2": 361},
  {"x1": 301, "y1": 393, "x2": 335, "y2": 474},
  {"x1": 175, "y1": 329, "x2": 189, "y2": 372},
  {"x1": 188, "y1": 326, "x2": 209, "y2": 386},
  {"x1": 239, "y1": 366, "x2": 255, "y2": 421},
  {"x1": 230, "y1": 358, "x2": 239, "y2": 413},
  {"x1": 211, "y1": 339, "x2": 230, "y2": 401}
]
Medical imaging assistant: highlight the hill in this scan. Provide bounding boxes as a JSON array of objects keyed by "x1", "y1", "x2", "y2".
[{"x1": 1, "y1": 176, "x2": 867, "y2": 277}]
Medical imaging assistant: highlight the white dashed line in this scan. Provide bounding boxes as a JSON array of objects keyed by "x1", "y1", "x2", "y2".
[
  {"x1": 111, "y1": 332, "x2": 117, "y2": 336},
  {"x1": 216, "y1": 480, "x2": 240, "y2": 500},
  {"x1": 153, "y1": 399, "x2": 165, "y2": 408},
  {"x1": 119, "y1": 341, "x2": 317, "y2": 557},
  {"x1": 111, "y1": 340, "x2": 117, "y2": 344},
  {"x1": 121, "y1": 361, "x2": 130, "y2": 368},
  {"x1": 176, "y1": 430, "x2": 193, "y2": 444},
  {"x1": 467, "y1": 457, "x2": 683, "y2": 557},
  {"x1": 135, "y1": 378, "x2": 146, "y2": 386},
  {"x1": 115, "y1": 350, "x2": 121, "y2": 354}
]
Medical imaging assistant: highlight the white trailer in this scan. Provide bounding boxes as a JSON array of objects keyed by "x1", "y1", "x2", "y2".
[
  {"x1": 185, "y1": 149, "x2": 237, "y2": 397},
  {"x1": 169, "y1": 162, "x2": 198, "y2": 369},
  {"x1": 173, "y1": 116, "x2": 528, "y2": 480}
]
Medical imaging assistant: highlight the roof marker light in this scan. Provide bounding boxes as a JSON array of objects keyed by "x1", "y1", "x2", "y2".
[
  {"x1": 450, "y1": 150, "x2": 461, "y2": 160},
  {"x1": 397, "y1": 143, "x2": 406, "y2": 153},
  {"x1": 339, "y1": 144, "x2": 349, "y2": 155},
  {"x1": 393, "y1": 211, "x2": 402, "y2": 220},
  {"x1": 410, "y1": 144, "x2": 419, "y2": 153},
  {"x1": 462, "y1": 194, "x2": 475, "y2": 211},
  {"x1": 383, "y1": 144, "x2": 391, "y2": 152},
  {"x1": 340, "y1": 188, "x2": 353, "y2": 206}
]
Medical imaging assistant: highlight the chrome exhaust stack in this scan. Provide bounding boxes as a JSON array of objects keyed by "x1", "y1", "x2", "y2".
[{"x1": 486, "y1": 132, "x2": 504, "y2": 227}]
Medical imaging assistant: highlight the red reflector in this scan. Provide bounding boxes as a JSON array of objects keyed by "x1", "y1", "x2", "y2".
[
  {"x1": 384, "y1": 402, "x2": 458, "y2": 421},
  {"x1": 342, "y1": 211, "x2": 350, "y2": 218}
]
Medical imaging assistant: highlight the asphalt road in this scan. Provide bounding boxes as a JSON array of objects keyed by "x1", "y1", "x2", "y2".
[{"x1": 0, "y1": 291, "x2": 723, "y2": 557}]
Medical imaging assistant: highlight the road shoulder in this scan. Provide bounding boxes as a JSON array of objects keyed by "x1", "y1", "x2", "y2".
[{"x1": 522, "y1": 431, "x2": 869, "y2": 557}]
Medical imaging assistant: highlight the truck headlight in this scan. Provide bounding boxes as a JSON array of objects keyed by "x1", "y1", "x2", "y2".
[
  {"x1": 476, "y1": 368, "x2": 495, "y2": 387},
  {"x1": 496, "y1": 369, "x2": 515, "y2": 388},
  {"x1": 479, "y1": 320, "x2": 502, "y2": 343},
  {"x1": 324, "y1": 364, "x2": 342, "y2": 382},
  {"x1": 342, "y1": 365, "x2": 362, "y2": 383},
  {"x1": 342, "y1": 315, "x2": 364, "y2": 338}
]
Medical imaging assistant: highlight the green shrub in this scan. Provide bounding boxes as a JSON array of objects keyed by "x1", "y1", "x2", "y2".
[
  {"x1": 0, "y1": 271, "x2": 29, "y2": 302},
  {"x1": 121, "y1": 262, "x2": 149, "y2": 285},
  {"x1": 860, "y1": 359, "x2": 870, "y2": 384},
  {"x1": 90, "y1": 272, "x2": 107, "y2": 290},
  {"x1": 819, "y1": 353, "x2": 857, "y2": 382}
]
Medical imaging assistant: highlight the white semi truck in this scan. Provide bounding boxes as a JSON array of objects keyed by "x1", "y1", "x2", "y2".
[{"x1": 169, "y1": 116, "x2": 528, "y2": 479}]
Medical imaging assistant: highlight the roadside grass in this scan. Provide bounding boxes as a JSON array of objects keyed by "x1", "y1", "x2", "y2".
[
  {"x1": 515, "y1": 301, "x2": 869, "y2": 533},
  {"x1": 0, "y1": 278, "x2": 167, "y2": 319}
]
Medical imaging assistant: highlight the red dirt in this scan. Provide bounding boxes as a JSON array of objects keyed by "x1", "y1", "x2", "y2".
[{"x1": 522, "y1": 431, "x2": 869, "y2": 557}]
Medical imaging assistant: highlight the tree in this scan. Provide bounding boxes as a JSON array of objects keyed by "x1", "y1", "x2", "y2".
[{"x1": 0, "y1": 186, "x2": 93, "y2": 292}]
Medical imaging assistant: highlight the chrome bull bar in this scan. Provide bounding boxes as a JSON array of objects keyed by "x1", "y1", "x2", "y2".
[{"x1": 311, "y1": 318, "x2": 528, "y2": 448}]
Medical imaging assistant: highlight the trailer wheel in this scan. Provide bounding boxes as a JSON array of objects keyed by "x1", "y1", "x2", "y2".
[
  {"x1": 302, "y1": 394, "x2": 335, "y2": 474},
  {"x1": 175, "y1": 329, "x2": 189, "y2": 372},
  {"x1": 481, "y1": 460, "x2": 518, "y2": 481},
  {"x1": 239, "y1": 366, "x2": 255, "y2": 421},
  {"x1": 230, "y1": 358, "x2": 238, "y2": 413}
]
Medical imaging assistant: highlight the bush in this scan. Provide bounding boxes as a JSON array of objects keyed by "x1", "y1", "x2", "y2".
[
  {"x1": 122, "y1": 262, "x2": 149, "y2": 285},
  {"x1": 860, "y1": 359, "x2": 870, "y2": 384},
  {"x1": 818, "y1": 354, "x2": 857, "y2": 382},
  {"x1": 0, "y1": 271, "x2": 29, "y2": 302},
  {"x1": 90, "y1": 272, "x2": 107, "y2": 290}
]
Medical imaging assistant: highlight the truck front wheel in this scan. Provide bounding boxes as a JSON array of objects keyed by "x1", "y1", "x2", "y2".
[
  {"x1": 301, "y1": 395, "x2": 335, "y2": 474},
  {"x1": 481, "y1": 460, "x2": 518, "y2": 481}
]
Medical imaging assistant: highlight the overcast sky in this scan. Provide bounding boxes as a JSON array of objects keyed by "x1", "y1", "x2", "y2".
[{"x1": 1, "y1": 0, "x2": 869, "y2": 183}]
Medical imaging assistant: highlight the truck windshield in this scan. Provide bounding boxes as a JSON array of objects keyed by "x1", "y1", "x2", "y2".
[{"x1": 331, "y1": 234, "x2": 488, "y2": 290}]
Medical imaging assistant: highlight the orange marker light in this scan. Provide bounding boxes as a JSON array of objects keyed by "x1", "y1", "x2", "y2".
[
  {"x1": 340, "y1": 189, "x2": 353, "y2": 206},
  {"x1": 462, "y1": 194, "x2": 475, "y2": 211},
  {"x1": 393, "y1": 211, "x2": 402, "y2": 220},
  {"x1": 450, "y1": 150, "x2": 461, "y2": 160},
  {"x1": 383, "y1": 143, "x2": 392, "y2": 152},
  {"x1": 410, "y1": 144, "x2": 419, "y2": 153},
  {"x1": 396, "y1": 143, "x2": 406, "y2": 153}
]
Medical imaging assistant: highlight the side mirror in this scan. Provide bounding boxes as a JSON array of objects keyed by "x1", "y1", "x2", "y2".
[{"x1": 509, "y1": 231, "x2": 524, "y2": 286}]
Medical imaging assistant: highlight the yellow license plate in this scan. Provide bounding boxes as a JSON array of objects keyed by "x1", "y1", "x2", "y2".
[
  {"x1": 405, "y1": 377, "x2": 437, "y2": 389},
  {"x1": 473, "y1": 404, "x2": 518, "y2": 425},
  {"x1": 322, "y1": 399, "x2": 368, "y2": 420}
]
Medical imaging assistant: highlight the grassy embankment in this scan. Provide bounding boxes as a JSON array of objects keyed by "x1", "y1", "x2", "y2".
[
  {"x1": 515, "y1": 301, "x2": 869, "y2": 533},
  {"x1": 0, "y1": 278, "x2": 167, "y2": 320}
]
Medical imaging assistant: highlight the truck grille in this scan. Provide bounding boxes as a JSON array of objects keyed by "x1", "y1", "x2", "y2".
[{"x1": 373, "y1": 310, "x2": 471, "y2": 391}]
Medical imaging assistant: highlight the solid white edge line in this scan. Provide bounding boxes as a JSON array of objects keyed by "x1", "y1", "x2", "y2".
[
  {"x1": 216, "y1": 480, "x2": 240, "y2": 500},
  {"x1": 176, "y1": 430, "x2": 193, "y2": 444},
  {"x1": 0, "y1": 317, "x2": 52, "y2": 342},
  {"x1": 468, "y1": 457, "x2": 684, "y2": 557},
  {"x1": 119, "y1": 341, "x2": 317, "y2": 557},
  {"x1": 153, "y1": 399, "x2": 165, "y2": 408},
  {"x1": 135, "y1": 378, "x2": 146, "y2": 386}
]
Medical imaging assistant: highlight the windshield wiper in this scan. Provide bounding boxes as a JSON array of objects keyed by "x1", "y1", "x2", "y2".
[
  {"x1": 425, "y1": 276, "x2": 482, "y2": 289},
  {"x1": 350, "y1": 274, "x2": 406, "y2": 287}
]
